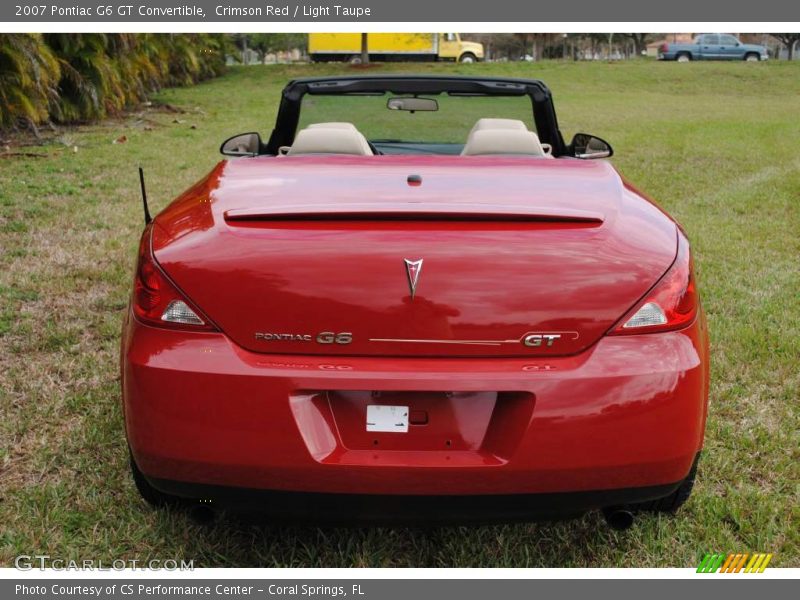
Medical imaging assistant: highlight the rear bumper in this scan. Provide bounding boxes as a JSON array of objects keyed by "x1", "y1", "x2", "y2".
[
  {"x1": 147, "y1": 476, "x2": 687, "y2": 523},
  {"x1": 122, "y1": 310, "x2": 709, "y2": 500}
]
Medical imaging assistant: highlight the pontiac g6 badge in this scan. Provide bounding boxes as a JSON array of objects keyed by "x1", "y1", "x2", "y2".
[
  {"x1": 404, "y1": 258, "x2": 423, "y2": 299},
  {"x1": 254, "y1": 332, "x2": 352, "y2": 344}
]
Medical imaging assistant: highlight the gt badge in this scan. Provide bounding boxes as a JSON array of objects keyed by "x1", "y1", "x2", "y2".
[
  {"x1": 523, "y1": 334, "x2": 562, "y2": 347},
  {"x1": 521, "y1": 331, "x2": 579, "y2": 348}
]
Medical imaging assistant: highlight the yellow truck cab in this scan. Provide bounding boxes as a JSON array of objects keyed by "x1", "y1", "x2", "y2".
[
  {"x1": 437, "y1": 33, "x2": 484, "y2": 62},
  {"x1": 308, "y1": 33, "x2": 484, "y2": 63}
]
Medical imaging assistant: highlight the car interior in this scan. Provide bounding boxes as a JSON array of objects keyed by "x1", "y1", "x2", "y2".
[{"x1": 279, "y1": 118, "x2": 553, "y2": 157}]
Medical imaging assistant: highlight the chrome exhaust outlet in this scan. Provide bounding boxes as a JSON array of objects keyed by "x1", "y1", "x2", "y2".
[
  {"x1": 188, "y1": 503, "x2": 217, "y2": 524},
  {"x1": 602, "y1": 507, "x2": 634, "y2": 531}
]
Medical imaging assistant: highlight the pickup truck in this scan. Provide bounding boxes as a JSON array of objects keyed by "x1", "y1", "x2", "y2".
[{"x1": 658, "y1": 34, "x2": 769, "y2": 62}]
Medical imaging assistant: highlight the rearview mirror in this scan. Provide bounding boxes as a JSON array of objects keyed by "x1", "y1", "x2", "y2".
[
  {"x1": 386, "y1": 97, "x2": 439, "y2": 112},
  {"x1": 220, "y1": 132, "x2": 262, "y2": 157},
  {"x1": 571, "y1": 133, "x2": 613, "y2": 159}
]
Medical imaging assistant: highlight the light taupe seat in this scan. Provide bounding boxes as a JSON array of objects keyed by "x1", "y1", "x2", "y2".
[
  {"x1": 306, "y1": 122, "x2": 360, "y2": 131},
  {"x1": 467, "y1": 118, "x2": 529, "y2": 137},
  {"x1": 286, "y1": 122, "x2": 373, "y2": 156},
  {"x1": 461, "y1": 128, "x2": 548, "y2": 157},
  {"x1": 462, "y1": 118, "x2": 551, "y2": 157}
]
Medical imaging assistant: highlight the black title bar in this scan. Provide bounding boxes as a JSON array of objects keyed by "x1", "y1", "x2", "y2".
[{"x1": 3, "y1": 0, "x2": 800, "y2": 22}]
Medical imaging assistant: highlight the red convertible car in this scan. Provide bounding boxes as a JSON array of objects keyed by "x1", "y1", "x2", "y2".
[{"x1": 122, "y1": 76, "x2": 709, "y2": 529}]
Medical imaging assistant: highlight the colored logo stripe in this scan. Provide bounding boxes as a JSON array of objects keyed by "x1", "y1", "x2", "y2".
[
  {"x1": 698, "y1": 553, "x2": 773, "y2": 573},
  {"x1": 745, "y1": 553, "x2": 773, "y2": 573},
  {"x1": 697, "y1": 553, "x2": 725, "y2": 573}
]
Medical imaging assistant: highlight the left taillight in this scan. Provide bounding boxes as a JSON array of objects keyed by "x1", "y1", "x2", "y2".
[
  {"x1": 609, "y1": 231, "x2": 698, "y2": 335},
  {"x1": 132, "y1": 225, "x2": 217, "y2": 331}
]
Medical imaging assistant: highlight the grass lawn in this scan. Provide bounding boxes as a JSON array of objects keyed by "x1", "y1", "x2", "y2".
[{"x1": 1, "y1": 60, "x2": 798, "y2": 568}]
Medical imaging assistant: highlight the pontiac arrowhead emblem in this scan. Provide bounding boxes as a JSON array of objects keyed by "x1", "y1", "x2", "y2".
[{"x1": 404, "y1": 258, "x2": 423, "y2": 299}]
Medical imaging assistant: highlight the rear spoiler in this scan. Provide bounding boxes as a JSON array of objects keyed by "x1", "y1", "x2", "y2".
[{"x1": 224, "y1": 204, "x2": 604, "y2": 223}]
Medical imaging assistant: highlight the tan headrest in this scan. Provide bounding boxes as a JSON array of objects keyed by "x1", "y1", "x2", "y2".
[
  {"x1": 307, "y1": 122, "x2": 360, "y2": 131},
  {"x1": 288, "y1": 127, "x2": 373, "y2": 156},
  {"x1": 468, "y1": 118, "x2": 529, "y2": 137},
  {"x1": 461, "y1": 129, "x2": 546, "y2": 156}
]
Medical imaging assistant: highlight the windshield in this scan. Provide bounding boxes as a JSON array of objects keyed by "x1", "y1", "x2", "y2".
[{"x1": 298, "y1": 93, "x2": 536, "y2": 154}]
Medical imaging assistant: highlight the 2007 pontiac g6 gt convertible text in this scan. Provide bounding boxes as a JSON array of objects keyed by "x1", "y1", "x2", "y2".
[{"x1": 121, "y1": 76, "x2": 709, "y2": 529}]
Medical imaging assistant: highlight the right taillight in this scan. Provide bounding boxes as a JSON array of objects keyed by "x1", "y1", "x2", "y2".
[
  {"x1": 659, "y1": 43, "x2": 669, "y2": 53},
  {"x1": 610, "y1": 231, "x2": 698, "y2": 335},
  {"x1": 132, "y1": 225, "x2": 216, "y2": 331}
]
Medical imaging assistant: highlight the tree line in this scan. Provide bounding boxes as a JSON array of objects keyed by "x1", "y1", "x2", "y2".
[
  {"x1": 0, "y1": 33, "x2": 230, "y2": 132},
  {"x1": 229, "y1": 32, "x2": 800, "y2": 63},
  {"x1": 472, "y1": 33, "x2": 800, "y2": 61},
  {"x1": 4, "y1": 32, "x2": 797, "y2": 132}
]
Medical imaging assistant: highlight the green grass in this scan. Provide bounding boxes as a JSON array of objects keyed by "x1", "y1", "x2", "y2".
[{"x1": 1, "y1": 60, "x2": 798, "y2": 568}]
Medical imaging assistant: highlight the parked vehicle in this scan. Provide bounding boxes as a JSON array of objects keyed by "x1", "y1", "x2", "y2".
[
  {"x1": 123, "y1": 76, "x2": 709, "y2": 528},
  {"x1": 308, "y1": 33, "x2": 484, "y2": 63},
  {"x1": 659, "y1": 34, "x2": 768, "y2": 61}
]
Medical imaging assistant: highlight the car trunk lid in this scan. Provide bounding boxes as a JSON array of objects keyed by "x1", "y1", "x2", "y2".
[{"x1": 152, "y1": 156, "x2": 677, "y2": 357}]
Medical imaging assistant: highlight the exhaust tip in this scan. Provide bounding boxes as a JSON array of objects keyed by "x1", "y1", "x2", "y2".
[
  {"x1": 602, "y1": 507, "x2": 634, "y2": 531},
  {"x1": 188, "y1": 503, "x2": 217, "y2": 525}
]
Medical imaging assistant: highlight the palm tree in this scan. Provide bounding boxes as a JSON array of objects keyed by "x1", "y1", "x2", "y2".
[
  {"x1": 1, "y1": 33, "x2": 230, "y2": 129},
  {"x1": 0, "y1": 34, "x2": 60, "y2": 130}
]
